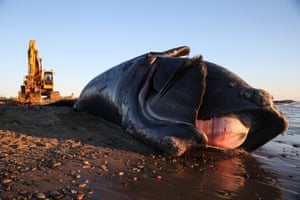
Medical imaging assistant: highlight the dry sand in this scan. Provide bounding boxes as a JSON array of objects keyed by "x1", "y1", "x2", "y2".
[{"x1": 0, "y1": 101, "x2": 299, "y2": 199}]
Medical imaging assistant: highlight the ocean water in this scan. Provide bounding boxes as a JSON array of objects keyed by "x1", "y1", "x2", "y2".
[
  {"x1": 279, "y1": 101, "x2": 300, "y2": 150},
  {"x1": 277, "y1": 102, "x2": 300, "y2": 135},
  {"x1": 264, "y1": 102, "x2": 300, "y2": 152},
  {"x1": 253, "y1": 101, "x2": 300, "y2": 199}
]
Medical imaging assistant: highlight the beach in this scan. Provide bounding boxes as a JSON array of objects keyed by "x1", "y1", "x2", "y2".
[{"x1": 0, "y1": 101, "x2": 299, "y2": 199}]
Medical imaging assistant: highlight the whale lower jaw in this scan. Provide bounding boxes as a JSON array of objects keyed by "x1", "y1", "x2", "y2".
[{"x1": 158, "y1": 136, "x2": 204, "y2": 156}]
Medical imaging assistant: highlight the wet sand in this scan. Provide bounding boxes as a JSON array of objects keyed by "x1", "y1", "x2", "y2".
[{"x1": 0, "y1": 102, "x2": 299, "y2": 199}]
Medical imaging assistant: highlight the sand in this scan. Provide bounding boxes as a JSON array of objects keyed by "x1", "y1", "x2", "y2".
[{"x1": 0, "y1": 101, "x2": 299, "y2": 199}]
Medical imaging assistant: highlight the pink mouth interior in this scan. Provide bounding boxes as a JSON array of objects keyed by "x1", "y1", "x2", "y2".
[{"x1": 196, "y1": 116, "x2": 249, "y2": 149}]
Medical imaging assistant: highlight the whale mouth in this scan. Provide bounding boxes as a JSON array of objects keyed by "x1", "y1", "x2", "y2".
[
  {"x1": 196, "y1": 107, "x2": 288, "y2": 151},
  {"x1": 196, "y1": 115, "x2": 249, "y2": 149}
]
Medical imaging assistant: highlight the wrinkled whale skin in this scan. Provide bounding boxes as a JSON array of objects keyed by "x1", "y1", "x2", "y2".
[{"x1": 74, "y1": 46, "x2": 288, "y2": 156}]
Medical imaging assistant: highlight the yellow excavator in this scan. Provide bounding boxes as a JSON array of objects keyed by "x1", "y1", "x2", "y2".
[{"x1": 18, "y1": 40, "x2": 60, "y2": 104}]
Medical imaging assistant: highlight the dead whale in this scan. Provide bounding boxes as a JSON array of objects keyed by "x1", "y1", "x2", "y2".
[{"x1": 74, "y1": 46, "x2": 288, "y2": 156}]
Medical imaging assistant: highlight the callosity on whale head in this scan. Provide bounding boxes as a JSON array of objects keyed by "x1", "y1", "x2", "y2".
[{"x1": 75, "y1": 46, "x2": 288, "y2": 156}]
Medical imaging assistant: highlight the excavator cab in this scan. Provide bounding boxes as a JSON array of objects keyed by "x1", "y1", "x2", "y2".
[{"x1": 43, "y1": 71, "x2": 54, "y2": 88}]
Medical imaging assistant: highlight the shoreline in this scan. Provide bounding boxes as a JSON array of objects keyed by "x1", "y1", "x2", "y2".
[
  {"x1": 274, "y1": 99, "x2": 297, "y2": 104},
  {"x1": 0, "y1": 103, "x2": 299, "y2": 199}
]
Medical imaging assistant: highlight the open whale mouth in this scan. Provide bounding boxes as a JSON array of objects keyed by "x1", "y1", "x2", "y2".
[
  {"x1": 196, "y1": 115, "x2": 249, "y2": 149},
  {"x1": 196, "y1": 108, "x2": 288, "y2": 151}
]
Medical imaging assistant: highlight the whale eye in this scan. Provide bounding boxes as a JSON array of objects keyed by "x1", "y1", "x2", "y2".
[{"x1": 228, "y1": 81, "x2": 237, "y2": 88}]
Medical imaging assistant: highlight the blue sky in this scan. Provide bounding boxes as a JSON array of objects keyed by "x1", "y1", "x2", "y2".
[{"x1": 0, "y1": 0, "x2": 299, "y2": 100}]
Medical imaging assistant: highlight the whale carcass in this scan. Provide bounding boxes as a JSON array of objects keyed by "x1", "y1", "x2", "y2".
[{"x1": 74, "y1": 46, "x2": 288, "y2": 156}]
